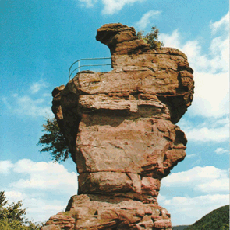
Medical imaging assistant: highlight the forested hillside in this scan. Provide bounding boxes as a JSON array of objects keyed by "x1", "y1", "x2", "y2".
[
  {"x1": 173, "y1": 225, "x2": 190, "y2": 230},
  {"x1": 186, "y1": 205, "x2": 229, "y2": 230}
]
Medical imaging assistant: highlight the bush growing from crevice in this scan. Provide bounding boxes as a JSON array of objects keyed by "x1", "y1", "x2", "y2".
[{"x1": 38, "y1": 118, "x2": 70, "y2": 162}]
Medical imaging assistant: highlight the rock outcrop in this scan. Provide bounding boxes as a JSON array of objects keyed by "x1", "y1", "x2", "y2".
[{"x1": 42, "y1": 23, "x2": 194, "y2": 230}]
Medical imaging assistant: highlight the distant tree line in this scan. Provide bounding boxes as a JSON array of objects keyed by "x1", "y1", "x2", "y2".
[{"x1": 0, "y1": 191, "x2": 42, "y2": 230}]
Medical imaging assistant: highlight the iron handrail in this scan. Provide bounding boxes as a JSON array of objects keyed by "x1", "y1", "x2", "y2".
[{"x1": 69, "y1": 57, "x2": 111, "y2": 80}]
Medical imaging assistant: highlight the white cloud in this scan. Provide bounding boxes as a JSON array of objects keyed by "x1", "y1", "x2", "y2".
[
  {"x1": 210, "y1": 12, "x2": 229, "y2": 35},
  {"x1": 159, "y1": 194, "x2": 228, "y2": 206},
  {"x1": 161, "y1": 27, "x2": 229, "y2": 74},
  {"x1": 11, "y1": 159, "x2": 78, "y2": 192},
  {"x1": 159, "y1": 165, "x2": 229, "y2": 224},
  {"x1": 158, "y1": 193, "x2": 229, "y2": 225},
  {"x1": 79, "y1": 0, "x2": 97, "y2": 7},
  {"x1": 2, "y1": 94, "x2": 53, "y2": 118},
  {"x1": 209, "y1": 36, "x2": 229, "y2": 73},
  {"x1": 0, "y1": 161, "x2": 14, "y2": 174},
  {"x1": 159, "y1": 29, "x2": 181, "y2": 49},
  {"x1": 5, "y1": 190, "x2": 25, "y2": 202},
  {"x1": 179, "y1": 117, "x2": 229, "y2": 142},
  {"x1": 215, "y1": 147, "x2": 229, "y2": 155},
  {"x1": 190, "y1": 72, "x2": 229, "y2": 118},
  {"x1": 162, "y1": 166, "x2": 229, "y2": 193},
  {"x1": 30, "y1": 80, "x2": 48, "y2": 94},
  {"x1": 78, "y1": 0, "x2": 145, "y2": 14},
  {"x1": 135, "y1": 10, "x2": 161, "y2": 30},
  {"x1": 27, "y1": 201, "x2": 67, "y2": 223},
  {"x1": 101, "y1": 0, "x2": 144, "y2": 15},
  {"x1": 13, "y1": 94, "x2": 53, "y2": 117},
  {"x1": 186, "y1": 154, "x2": 196, "y2": 158},
  {"x1": 185, "y1": 123, "x2": 228, "y2": 142},
  {"x1": 4, "y1": 189, "x2": 67, "y2": 223},
  {"x1": 159, "y1": 12, "x2": 229, "y2": 119},
  {"x1": 197, "y1": 179, "x2": 229, "y2": 193},
  {"x1": 2, "y1": 159, "x2": 78, "y2": 223},
  {"x1": 160, "y1": 12, "x2": 229, "y2": 144},
  {"x1": 2, "y1": 79, "x2": 53, "y2": 118}
]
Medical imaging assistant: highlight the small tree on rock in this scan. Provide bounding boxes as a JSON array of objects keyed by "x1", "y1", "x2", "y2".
[{"x1": 137, "y1": 26, "x2": 164, "y2": 49}]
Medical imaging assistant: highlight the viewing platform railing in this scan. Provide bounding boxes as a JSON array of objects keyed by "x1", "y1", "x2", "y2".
[{"x1": 69, "y1": 57, "x2": 111, "y2": 80}]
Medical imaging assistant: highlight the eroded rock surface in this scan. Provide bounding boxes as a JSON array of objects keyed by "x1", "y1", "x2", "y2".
[{"x1": 42, "y1": 23, "x2": 194, "y2": 230}]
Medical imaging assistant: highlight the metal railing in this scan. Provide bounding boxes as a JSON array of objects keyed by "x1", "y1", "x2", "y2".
[{"x1": 69, "y1": 57, "x2": 111, "y2": 80}]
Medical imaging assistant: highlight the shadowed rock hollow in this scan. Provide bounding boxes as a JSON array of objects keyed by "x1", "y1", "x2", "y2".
[{"x1": 42, "y1": 23, "x2": 194, "y2": 230}]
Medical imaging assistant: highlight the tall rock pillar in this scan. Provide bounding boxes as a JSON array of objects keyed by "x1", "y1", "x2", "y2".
[{"x1": 43, "y1": 23, "x2": 194, "y2": 230}]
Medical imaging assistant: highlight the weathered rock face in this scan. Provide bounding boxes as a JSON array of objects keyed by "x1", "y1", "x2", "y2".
[{"x1": 42, "y1": 23, "x2": 194, "y2": 230}]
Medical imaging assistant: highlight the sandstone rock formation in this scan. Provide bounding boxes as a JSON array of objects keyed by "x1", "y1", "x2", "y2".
[{"x1": 42, "y1": 23, "x2": 194, "y2": 230}]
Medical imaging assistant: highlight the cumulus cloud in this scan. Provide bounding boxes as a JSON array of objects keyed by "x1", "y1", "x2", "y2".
[
  {"x1": 5, "y1": 189, "x2": 67, "y2": 222},
  {"x1": 0, "y1": 161, "x2": 14, "y2": 174},
  {"x1": 11, "y1": 159, "x2": 78, "y2": 192},
  {"x1": 2, "y1": 79, "x2": 53, "y2": 118},
  {"x1": 135, "y1": 10, "x2": 161, "y2": 30},
  {"x1": 159, "y1": 12, "x2": 229, "y2": 119},
  {"x1": 158, "y1": 193, "x2": 229, "y2": 225},
  {"x1": 5, "y1": 190, "x2": 25, "y2": 203},
  {"x1": 162, "y1": 166, "x2": 229, "y2": 193},
  {"x1": 1, "y1": 159, "x2": 78, "y2": 222},
  {"x1": 12, "y1": 94, "x2": 53, "y2": 117},
  {"x1": 101, "y1": 0, "x2": 144, "y2": 14},
  {"x1": 189, "y1": 72, "x2": 228, "y2": 118},
  {"x1": 159, "y1": 30, "x2": 181, "y2": 49},
  {"x1": 160, "y1": 12, "x2": 229, "y2": 144},
  {"x1": 159, "y1": 165, "x2": 229, "y2": 224},
  {"x1": 210, "y1": 11, "x2": 229, "y2": 35},
  {"x1": 179, "y1": 117, "x2": 229, "y2": 142},
  {"x1": 159, "y1": 194, "x2": 228, "y2": 207},
  {"x1": 214, "y1": 147, "x2": 229, "y2": 155}
]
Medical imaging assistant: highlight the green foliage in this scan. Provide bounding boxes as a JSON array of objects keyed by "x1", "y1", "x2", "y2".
[
  {"x1": 38, "y1": 118, "x2": 70, "y2": 162},
  {"x1": 0, "y1": 191, "x2": 7, "y2": 207},
  {"x1": 0, "y1": 191, "x2": 42, "y2": 230},
  {"x1": 0, "y1": 191, "x2": 26, "y2": 224},
  {"x1": 186, "y1": 205, "x2": 229, "y2": 230},
  {"x1": 137, "y1": 26, "x2": 164, "y2": 49},
  {"x1": 172, "y1": 225, "x2": 190, "y2": 230}
]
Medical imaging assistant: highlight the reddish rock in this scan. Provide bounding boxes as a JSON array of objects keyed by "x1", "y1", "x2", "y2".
[{"x1": 43, "y1": 23, "x2": 194, "y2": 230}]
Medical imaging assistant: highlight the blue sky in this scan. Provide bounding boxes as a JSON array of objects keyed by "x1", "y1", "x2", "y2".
[{"x1": 0, "y1": 0, "x2": 229, "y2": 226}]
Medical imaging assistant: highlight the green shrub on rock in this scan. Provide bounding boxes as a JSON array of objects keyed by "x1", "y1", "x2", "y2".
[{"x1": 137, "y1": 26, "x2": 164, "y2": 49}]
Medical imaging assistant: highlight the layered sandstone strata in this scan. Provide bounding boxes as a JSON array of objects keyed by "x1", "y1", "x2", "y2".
[{"x1": 42, "y1": 23, "x2": 194, "y2": 230}]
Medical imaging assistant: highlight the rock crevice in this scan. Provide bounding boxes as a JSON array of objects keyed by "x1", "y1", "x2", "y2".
[{"x1": 42, "y1": 23, "x2": 194, "y2": 230}]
